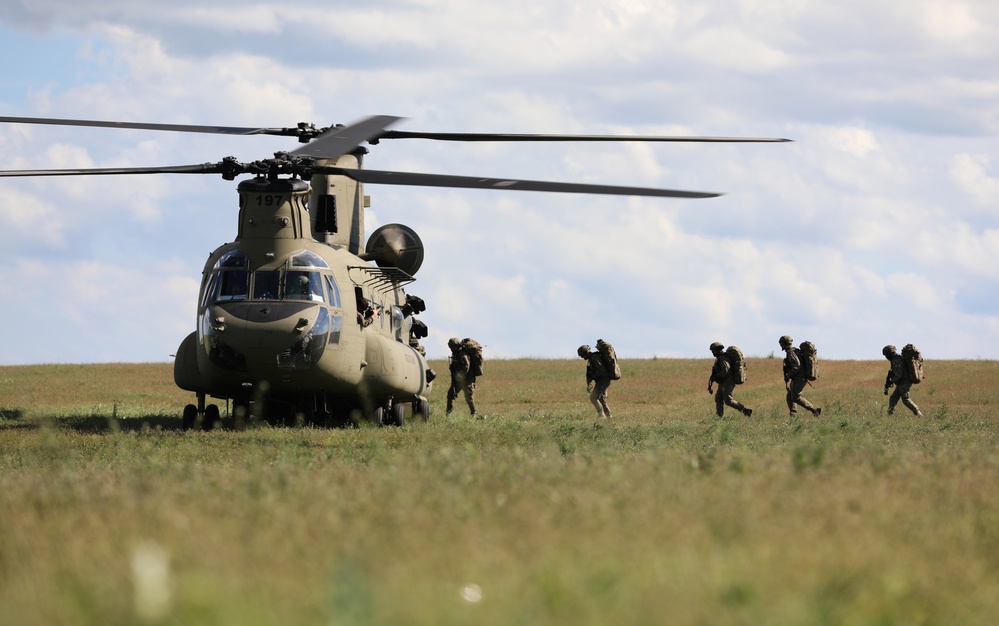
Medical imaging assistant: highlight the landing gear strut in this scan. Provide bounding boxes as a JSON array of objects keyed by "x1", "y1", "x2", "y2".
[{"x1": 182, "y1": 392, "x2": 221, "y2": 431}]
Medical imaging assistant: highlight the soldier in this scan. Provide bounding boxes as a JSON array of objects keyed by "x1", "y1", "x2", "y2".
[
  {"x1": 578, "y1": 344, "x2": 613, "y2": 418},
  {"x1": 779, "y1": 335, "x2": 821, "y2": 417},
  {"x1": 707, "y1": 342, "x2": 753, "y2": 417},
  {"x1": 446, "y1": 337, "x2": 477, "y2": 416},
  {"x1": 356, "y1": 295, "x2": 377, "y2": 327},
  {"x1": 883, "y1": 344, "x2": 922, "y2": 416}
]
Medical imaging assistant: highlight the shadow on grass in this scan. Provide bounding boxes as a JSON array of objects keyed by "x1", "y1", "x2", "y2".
[
  {"x1": 0, "y1": 410, "x2": 184, "y2": 433},
  {"x1": 62, "y1": 415, "x2": 186, "y2": 433},
  {"x1": 1, "y1": 407, "x2": 365, "y2": 434},
  {"x1": 0, "y1": 408, "x2": 34, "y2": 431},
  {"x1": 0, "y1": 407, "x2": 23, "y2": 420}
]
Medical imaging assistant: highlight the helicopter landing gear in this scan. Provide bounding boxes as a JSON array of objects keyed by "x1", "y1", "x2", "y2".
[
  {"x1": 387, "y1": 400, "x2": 406, "y2": 427},
  {"x1": 182, "y1": 404, "x2": 197, "y2": 430},
  {"x1": 413, "y1": 396, "x2": 430, "y2": 421},
  {"x1": 370, "y1": 398, "x2": 406, "y2": 427},
  {"x1": 204, "y1": 404, "x2": 221, "y2": 430},
  {"x1": 182, "y1": 393, "x2": 221, "y2": 431},
  {"x1": 305, "y1": 392, "x2": 352, "y2": 428}
]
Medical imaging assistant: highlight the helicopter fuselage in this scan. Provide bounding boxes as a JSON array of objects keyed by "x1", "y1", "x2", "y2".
[{"x1": 173, "y1": 174, "x2": 432, "y2": 424}]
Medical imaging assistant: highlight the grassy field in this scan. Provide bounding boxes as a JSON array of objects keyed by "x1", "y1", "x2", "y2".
[{"x1": 1, "y1": 357, "x2": 998, "y2": 625}]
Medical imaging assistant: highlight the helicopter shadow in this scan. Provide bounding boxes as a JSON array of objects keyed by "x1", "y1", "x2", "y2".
[
  {"x1": 0, "y1": 410, "x2": 185, "y2": 434},
  {"x1": 0, "y1": 408, "x2": 33, "y2": 431},
  {"x1": 62, "y1": 414, "x2": 186, "y2": 433}
]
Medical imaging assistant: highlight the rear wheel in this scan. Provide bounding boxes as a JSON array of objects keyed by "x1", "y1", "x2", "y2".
[
  {"x1": 413, "y1": 397, "x2": 430, "y2": 421},
  {"x1": 387, "y1": 401, "x2": 406, "y2": 427}
]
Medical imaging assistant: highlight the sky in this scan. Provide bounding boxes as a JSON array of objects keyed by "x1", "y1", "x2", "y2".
[{"x1": 0, "y1": 0, "x2": 997, "y2": 364}]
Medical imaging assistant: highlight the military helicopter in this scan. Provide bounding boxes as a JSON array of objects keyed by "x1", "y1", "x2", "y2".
[{"x1": 0, "y1": 114, "x2": 789, "y2": 428}]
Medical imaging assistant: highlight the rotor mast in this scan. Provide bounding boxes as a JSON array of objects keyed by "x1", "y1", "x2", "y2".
[{"x1": 307, "y1": 152, "x2": 369, "y2": 256}]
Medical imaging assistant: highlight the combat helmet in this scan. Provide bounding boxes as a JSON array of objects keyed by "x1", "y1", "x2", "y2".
[
  {"x1": 448, "y1": 337, "x2": 461, "y2": 350},
  {"x1": 577, "y1": 344, "x2": 591, "y2": 358},
  {"x1": 709, "y1": 341, "x2": 724, "y2": 353},
  {"x1": 882, "y1": 344, "x2": 897, "y2": 357},
  {"x1": 779, "y1": 335, "x2": 793, "y2": 349}
]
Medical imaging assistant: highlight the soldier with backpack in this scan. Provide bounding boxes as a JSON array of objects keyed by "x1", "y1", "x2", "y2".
[
  {"x1": 779, "y1": 335, "x2": 821, "y2": 417},
  {"x1": 882, "y1": 344, "x2": 923, "y2": 416},
  {"x1": 707, "y1": 342, "x2": 753, "y2": 417},
  {"x1": 578, "y1": 340, "x2": 618, "y2": 418},
  {"x1": 446, "y1": 337, "x2": 481, "y2": 416}
]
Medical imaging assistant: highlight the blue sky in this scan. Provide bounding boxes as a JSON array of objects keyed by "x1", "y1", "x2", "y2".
[{"x1": 1, "y1": 0, "x2": 998, "y2": 364}]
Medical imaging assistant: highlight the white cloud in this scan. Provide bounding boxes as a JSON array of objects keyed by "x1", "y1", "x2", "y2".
[
  {"x1": 0, "y1": 258, "x2": 197, "y2": 363},
  {"x1": 0, "y1": 189, "x2": 66, "y2": 248},
  {"x1": 920, "y1": 1, "x2": 983, "y2": 42},
  {"x1": 949, "y1": 152, "x2": 999, "y2": 206}
]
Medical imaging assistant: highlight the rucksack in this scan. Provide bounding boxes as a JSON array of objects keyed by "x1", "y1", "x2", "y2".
[
  {"x1": 461, "y1": 338, "x2": 484, "y2": 377},
  {"x1": 799, "y1": 341, "x2": 818, "y2": 381},
  {"x1": 596, "y1": 339, "x2": 621, "y2": 380},
  {"x1": 725, "y1": 345, "x2": 747, "y2": 384},
  {"x1": 901, "y1": 343, "x2": 924, "y2": 384}
]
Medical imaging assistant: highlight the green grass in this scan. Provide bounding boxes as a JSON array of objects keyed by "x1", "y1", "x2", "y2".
[{"x1": 1, "y1": 358, "x2": 998, "y2": 625}]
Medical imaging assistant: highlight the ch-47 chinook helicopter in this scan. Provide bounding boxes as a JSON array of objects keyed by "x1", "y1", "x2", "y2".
[{"x1": 0, "y1": 114, "x2": 789, "y2": 428}]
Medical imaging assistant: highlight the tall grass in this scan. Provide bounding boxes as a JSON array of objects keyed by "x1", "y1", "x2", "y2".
[{"x1": 1, "y1": 358, "x2": 997, "y2": 625}]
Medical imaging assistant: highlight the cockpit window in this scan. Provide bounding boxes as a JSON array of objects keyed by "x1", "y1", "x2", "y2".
[
  {"x1": 290, "y1": 250, "x2": 329, "y2": 269},
  {"x1": 201, "y1": 273, "x2": 217, "y2": 309},
  {"x1": 253, "y1": 270, "x2": 281, "y2": 300},
  {"x1": 204, "y1": 251, "x2": 250, "y2": 305},
  {"x1": 216, "y1": 270, "x2": 248, "y2": 301},
  {"x1": 324, "y1": 275, "x2": 341, "y2": 308},
  {"x1": 216, "y1": 249, "x2": 248, "y2": 269},
  {"x1": 205, "y1": 263, "x2": 330, "y2": 304},
  {"x1": 285, "y1": 271, "x2": 325, "y2": 302}
]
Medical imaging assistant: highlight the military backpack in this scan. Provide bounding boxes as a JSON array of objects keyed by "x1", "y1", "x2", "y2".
[
  {"x1": 725, "y1": 345, "x2": 747, "y2": 384},
  {"x1": 596, "y1": 339, "x2": 622, "y2": 380},
  {"x1": 901, "y1": 343, "x2": 924, "y2": 384},
  {"x1": 799, "y1": 341, "x2": 818, "y2": 381},
  {"x1": 461, "y1": 338, "x2": 484, "y2": 377}
]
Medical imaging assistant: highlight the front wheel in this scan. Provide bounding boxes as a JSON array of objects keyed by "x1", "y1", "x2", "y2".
[
  {"x1": 182, "y1": 404, "x2": 197, "y2": 430},
  {"x1": 204, "y1": 404, "x2": 221, "y2": 431}
]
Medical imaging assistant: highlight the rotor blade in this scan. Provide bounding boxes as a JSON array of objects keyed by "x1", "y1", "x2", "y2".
[
  {"x1": 375, "y1": 130, "x2": 792, "y2": 143},
  {"x1": 0, "y1": 115, "x2": 298, "y2": 136},
  {"x1": 0, "y1": 163, "x2": 223, "y2": 177},
  {"x1": 323, "y1": 167, "x2": 720, "y2": 198},
  {"x1": 290, "y1": 115, "x2": 405, "y2": 160}
]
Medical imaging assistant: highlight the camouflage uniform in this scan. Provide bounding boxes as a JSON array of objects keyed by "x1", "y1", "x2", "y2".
[
  {"x1": 579, "y1": 345, "x2": 612, "y2": 418},
  {"x1": 707, "y1": 342, "x2": 752, "y2": 417},
  {"x1": 780, "y1": 335, "x2": 821, "y2": 417},
  {"x1": 883, "y1": 345, "x2": 922, "y2": 416},
  {"x1": 446, "y1": 337, "x2": 476, "y2": 415}
]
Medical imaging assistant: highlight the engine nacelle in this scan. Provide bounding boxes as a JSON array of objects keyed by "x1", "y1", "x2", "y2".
[{"x1": 362, "y1": 223, "x2": 424, "y2": 276}]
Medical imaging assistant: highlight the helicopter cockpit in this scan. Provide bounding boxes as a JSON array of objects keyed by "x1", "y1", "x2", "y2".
[
  {"x1": 202, "y1": 250, "x2": 343, "y2": 308},
  {"x1": 199, "y1": 248, "x2": 346, "y2": 373}
]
